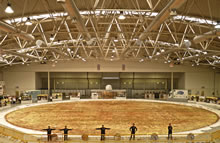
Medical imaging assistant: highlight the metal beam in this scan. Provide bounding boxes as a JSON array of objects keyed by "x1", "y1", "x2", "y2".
[
  {"x1": 58, "y1": 0, "x2": 91, "y2": 41},
  {"x1": 0, "y1": 21, "x2": 35, "y2": 41},
  {"x1": 139, "y1": 0, "x2": 187, "y2": 41},
  {"x1": 193, "y1": 30, "x2": 220, "y2": 44}
]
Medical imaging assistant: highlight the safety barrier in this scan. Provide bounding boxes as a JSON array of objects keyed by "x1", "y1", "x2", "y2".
[{"x1": 1, "y1": 124, "x2": 220, "y2": 143}]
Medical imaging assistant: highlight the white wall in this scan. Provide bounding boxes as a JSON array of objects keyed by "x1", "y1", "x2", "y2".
[
  {"x1": 3, "y1": 72, "x2": 35, "y2": 95},
  {"x1": 0, "y1": 60, "x2": 219, "y2": 96},
  {"x1": 185, "y1": 72, "x2": 215, "y2": 96},
  {"x1": 215, "y1": 73, "x2": 220, "y2": 96},
  {"x1": 0, "y1": 71, "x2": 3, "y2": 81}
]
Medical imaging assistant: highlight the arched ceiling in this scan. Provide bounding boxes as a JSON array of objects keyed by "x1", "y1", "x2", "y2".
[{"x1": 0, "y1": 0, "x2": 220, "y2": 69}]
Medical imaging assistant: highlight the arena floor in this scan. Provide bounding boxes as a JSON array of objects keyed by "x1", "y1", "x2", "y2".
[{"x1": 5, "y1": 100, "x2": 218, "y2": 135}]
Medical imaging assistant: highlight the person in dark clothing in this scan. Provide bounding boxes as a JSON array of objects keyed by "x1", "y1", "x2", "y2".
[
  {"x1": 42, "y1": 126, "x2": 56, "y2": 141},
  {"x1": 129, "y1": 123, "x2": 137, "y2": 140},
  {"x1": 96, "y1": 125, "x2": 110, "y2": 140},
  {"x1": 168, "y1": 123, "x2": 173, "y2": 140},
  {"x1": 60, "y1": 126, "x2": 72, "y2": 141}
]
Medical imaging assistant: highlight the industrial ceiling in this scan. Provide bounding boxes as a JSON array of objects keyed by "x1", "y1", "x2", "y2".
[{"x1": 0, "y1": 0, "x2": 220, "y2": 68}]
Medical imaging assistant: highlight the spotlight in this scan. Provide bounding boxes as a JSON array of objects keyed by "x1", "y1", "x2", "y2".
[
  {"x1": 203, "y1": 51, "x2": 207, "y2": 55},
  {"x1": 161, "y1": 49, "x2": 165, "y2": 52},
  {"x1": 156, "y1": 52, "x2": 160, "y2": 55},
  {"x1": 170, "y1": 9, "x2": 177, "y2": 16},
  {"x1": 67, "y1": 48, "x2": 71, "y2": 52},
  {"x1": 25, "y1": 17, "x2": 32, "y2": 26},
  {"x1": 114, "y1": 37, "x2": 119, "y2": 42},
  {"x1": 215, "y1": 21, "x2": 220, "y2": 29},
  {"x1": 50, "y1": 34, "x2": 54, "y2": 41},
  {"x1": 118, "y1": 11, "x2": 125, "y2": 20},
  {"x1": 139, "y1": 59, "x2": 144, "y2": 62},
  {"x1": 183, "y1": 39, "x2": 191, "y2": 48},
  {"x1": 5, "y1": 2, "x2": 14, "y2": 14}
]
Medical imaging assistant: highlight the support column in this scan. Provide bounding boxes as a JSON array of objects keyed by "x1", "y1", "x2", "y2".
[
  {"x1": 214, "y1": 71, "x2": 216, "y2": 96},
  {"x1": 171, "y1": 72, "x2": 173, "y2": 91},
  {"x1": 48, "y1": 72, "x2": 51, "y2": 102}
]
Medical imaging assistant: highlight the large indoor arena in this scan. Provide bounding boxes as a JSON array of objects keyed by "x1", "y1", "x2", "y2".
[{"x1": 1, "y1": 0, "x2": 220, "y2": 143}]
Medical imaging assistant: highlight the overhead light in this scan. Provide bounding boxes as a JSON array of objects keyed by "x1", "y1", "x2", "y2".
[
  {"x1": 114, "y1": 38, "x2": 119, "y2": 42},
  {"x1": 161, "y1": 49, "x2": 165, "y2": 52},
  {"x1": 164, "y1": 61, "x2": 167, "y2": 64},
  {"x1": 118, "y1": 11, "x2": 125, "y2": 20},
  {"x1": 183, "y1": 39, "x2": 191, "y2": 48},
  {"x1": 25, "y1": 17, "x2": 32, "y2": 26},
  {"x1": 170, "y1": 9, "x2": 177, "y2": 16},
  {"x1": 168, "y1": 60, "x2": 171, "y2": 63},
  {"x1": 149, "y1": 56, "x2": 152, "y2": 59},
  {"x1": 36, "y1": 40, "x2": 43, "y2": 47},
  {"x1": 111, "y1": 55, "x2": 114, "y2": 58},
  {"x1": 203, "y1": 51, "x2": 207, "y2": 55},
  {"x1": 215, "y1": 21, "x2": 220, "y2": 29},
  {"x1": 195, "y1": 54, "x2": 199, "y2": 57},
  {"x1": 110, "y1": 59, "x2": 113, "y2": 61},
  {"x1": 5, "y1": 2, "x2": 14, "y2": 14},
  {"x1": 67, "y1": 48, "x2": 71, "y2": 52},
  {"x1": 177, "y1": 58, "x2": 180, "y2": 61},
  {"x1": 192, "y1": 64, "x2": 195, "y2": 66},
  {"x1": 139, "y1": 59, "x2": 144, "y2": 62},
  {"x1": 82, "y1": 58, "x2": 86, "y2": 62},
  {"x1": 196, "y1": 63, "x2": 199, "y2": 66},
  {"x1": 112, "y1": 49, "x2": 116, "y2": 53},
  {"x1": 50, "y1": 34, "x2": 54, "y2": 41},
  {"x1": 156, "y1": 52, "x2": 160, "y2": 55}
]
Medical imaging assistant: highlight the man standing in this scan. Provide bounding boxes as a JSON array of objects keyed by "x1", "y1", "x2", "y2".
[
  {"x1": 168, "y1": 123, "x2": 173, "y2": 140},
  {"x1": 129, "y1": 123, "x2": 137, "y2": 140},
  {"x1": 60, "y1": 126, "x2": 72, "y2": 141},
  {"x1": 43, "y1": 126, "x2": 56, "y2": 141},
  {"x1": 96, "y1": 125, "x2": 110, "y2": 140}
]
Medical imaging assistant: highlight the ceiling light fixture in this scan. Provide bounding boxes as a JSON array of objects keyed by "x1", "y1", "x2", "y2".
[
  {"x1": 114, "y1": 38, "x2": 119, "y2": 42},
  {"x1": 161, "y1": 49, "x2": 165, "y2": 52},
  {"x1": 139, "y1": 59, "x2": 144, "y2": 62},
  {"x1": 156, "y1": 52, "x2": 160, "y2": 55},
  {"x1": 5, "y1": 2, "x2": 14, "y2": 14},
  {"x1": 203, "y1": 51, "x2": 207, "y2": 55},
  {"x1": 118, "y1": 11, "x2": 126, "y2": 20},
  {"x1": 170, "y1": 9, "x2": 177, "y2": 16},
  {"x1": 25, "y1": 17, "x2": 32, "y2": 25},
  {"x1": 215, "y1": 21, "x2": 220, "y2": 29},
  {"x1": 50, "y1": 34, "x2": 54, "y2": 41}
]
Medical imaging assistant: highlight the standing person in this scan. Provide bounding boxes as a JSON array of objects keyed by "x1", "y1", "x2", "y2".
[
  {"x1": 168, "y1": 123, "x2": 173, "y2": 140},
  {"x1": 60, "y1": 126, "x2": 72, "y2": 141},
  {"x1": 43, "y1": 126, "x2": 56, "y2": 141},
  {"x1": 96, "y1": 125, "x2": 110, "y2": 140},
  {"x1": 129, "y1": 123, "x2": 137, "y2": 140}
]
